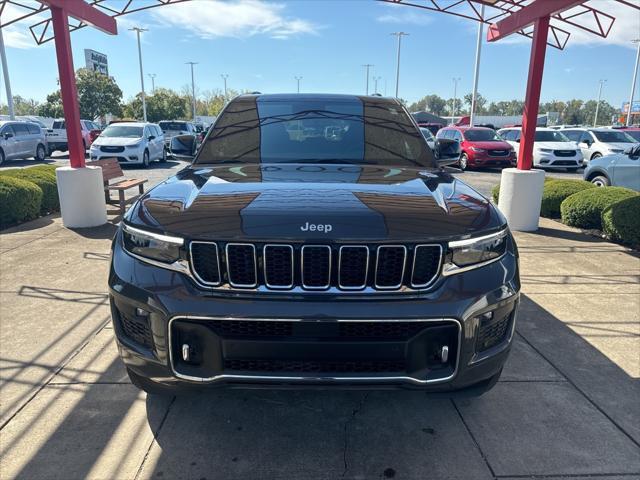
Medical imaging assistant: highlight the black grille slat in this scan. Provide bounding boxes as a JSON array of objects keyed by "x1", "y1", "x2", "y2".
[
  {"x1": 553, "y1": 150, "x2": 576, "y2": 157},
  {"x1": 211, "y1": 320, "x2": 293, "y2": 338},
  {"x1": 226, "y1": 244, "x2": 257, "y2": 287},
  {"x1": 339, "y1": 322, "x2": 427, "y2": 340},
  {"x1": 412, "y1": 245, "x2": 442, "y2": 287},
  {"x1": 375, "y1": 246, "x2": 406, "y2": 288},
  {"x1": 190, "y1": 242, "x2": 221, "y2": 285},
  {"x1": 339, "y1": 246, "x2": 369, "y2": 289},
  {"x1": 224, "y1": 359, "x2": 406, "y2": 373},
  {"x1": 488, "y1": 149, "x2": 509, "y2": 157},
  {"x1": 120, "y1": 314, "x2": 153, "y2": 348},
  {"x1": 264, "y1": 245, "x2": 293, "y2": 288},
  {"x1": 302, "y1": 246, "x2": 331, "y2": 289}
]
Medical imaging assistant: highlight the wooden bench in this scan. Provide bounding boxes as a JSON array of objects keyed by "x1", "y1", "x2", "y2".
[{"x1": 87, "y1": 158, "x2": 148, "y2": 214}]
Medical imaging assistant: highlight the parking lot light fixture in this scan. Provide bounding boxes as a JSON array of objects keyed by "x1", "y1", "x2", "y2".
[
  {"x1": 626, "y1": 39, "x2": 640, "y2": 126},
  {"x1": 374, "y1": 76, "x2": 382, "y2": 95},
  {"x1": 295, "y1": 76, "x2": 302, "y2": 93},
  {"x1": 0, "y1": 28, "x2": 15, "y2": 120},
  {"x1": 187, "y1": 62, "x2": 198, "y2": 121},
  {"x1": 470, "y1": 4, "x2": 485, "y2": 127},
  {"x1": 451, "y1": 77, "x2": 461, "y2": 125},
  {"x1": 129, "y1": 27, "x2": 148, "y2": 122},
  {"x1": 221, "y1": 73, "x2": 229, "y2": 98},
  {"x1": 391, "y1": 32, "x2": 408, "y2": 98},
  {"x1": 148, "y1": 73, "x2": 156, "y2": 94},
  {"x1": 594, "y1": 79, "x2": 606, "y2": 127},
  {"x1": 362, "y1": 64, "x2": 373, "y2": 95}
]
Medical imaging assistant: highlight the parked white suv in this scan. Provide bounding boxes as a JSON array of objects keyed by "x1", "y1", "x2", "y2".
[
  {"x1": 560, "y1": 128, "x2": 638, "y2": 162},
  {"x1": 498, "y1": 127, "x2": 584, "y2": 171},
  {"x1": 47, "y1": 119, "x2": 101, "y2": 154},
  {"x1": 89, "y1": 122, "x2": 166, "y2": 167},
  {"x1": 0, "y1": 120, "x2": 48, "y2": 165}
]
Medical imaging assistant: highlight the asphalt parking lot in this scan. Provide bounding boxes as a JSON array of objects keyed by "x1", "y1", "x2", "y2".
[{"x1": 1, "y1": 156, "x2": 639, "y2": 480}]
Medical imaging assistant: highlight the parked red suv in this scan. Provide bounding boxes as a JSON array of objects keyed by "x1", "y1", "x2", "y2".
[{"x1": 436, "y1": 126, "x2": 515, "y2": 170}]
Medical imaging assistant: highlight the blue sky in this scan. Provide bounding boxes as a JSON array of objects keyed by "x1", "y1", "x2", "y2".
[{"x1": 2, "y1": 0, "x2": 639, "y2": 110}]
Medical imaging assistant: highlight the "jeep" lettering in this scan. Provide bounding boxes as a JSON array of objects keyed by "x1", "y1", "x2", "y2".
[{"x1": 300, "y1": 222, "x2": 333, "y2": 233}]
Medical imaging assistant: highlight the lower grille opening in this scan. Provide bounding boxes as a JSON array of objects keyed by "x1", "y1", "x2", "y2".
[
  {"x1": 119, "y1": 312, "x2": 153, "y2": 349},
  {"x1": 476, "y1": 310, "x2": 513, "y2": 352},
  {"x1": 224, "y1": 359, "x2": 406, "y2": 374}
]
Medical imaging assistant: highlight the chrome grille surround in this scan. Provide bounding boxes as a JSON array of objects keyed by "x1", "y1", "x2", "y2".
[
  {"x1": 301, "y1": 245, "x2": 332, "y2": 290},
  {"x1": 225, "y1": 243, "x2": 258, "y2": 288},
  {"x1": 338, "y1": 245, "x2": 370, "y2": 290},
  {"x1": 263, "y1": 244, "x2": 294, "y2": 289},
  {"x1": 374, "y1": 245, "x2": 407, "y2": 290}
]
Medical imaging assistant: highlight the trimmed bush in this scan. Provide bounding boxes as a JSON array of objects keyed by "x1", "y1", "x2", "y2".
[
  {"x1": 0, "y1": 176, "x2": 43, "y2": 229},
  {"x1": 540, "y1": 179, "x2": 595, "y2": 218},
  {"x1": 601, "y1": 196, "x2": 640, "y2": 246},
  {"x1": 0, "y1": 167, "x2": 59, "y2": 214},
  {"x1": 560, "y1": 187, "x2": 638, "y2": 230},
  {"x1": 28, "y1": 164, "x2": 58, "y2": 176}
]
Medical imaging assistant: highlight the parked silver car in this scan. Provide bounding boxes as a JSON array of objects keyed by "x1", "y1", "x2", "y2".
[
  {"x1": 561, "y1": 128, "x2": 637, "y2": 163},
  {"x1": 583, "y1": 144, "x2": 640, "y2": 191},
  {"x1": 0, "y1": 120, "x2": 48, "y2": 165}
]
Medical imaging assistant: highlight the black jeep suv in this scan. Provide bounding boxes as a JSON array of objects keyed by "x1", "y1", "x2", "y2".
[{"x1": 109, "y1": 94, "x2": 519, "y2": 394}]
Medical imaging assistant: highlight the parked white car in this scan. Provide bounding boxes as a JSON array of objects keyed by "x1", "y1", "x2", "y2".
[
  {"x1": 560, "y1": 127, "x2": 638, "y2": 162},
  {"x1": 158, "y1": 120, "x2": 197, "y2": 148},
  {"x1": 0, "y1": 120, "x2": 48, "y2": 165},
  {"x1": 419, "y1": 127, "x2": 436, "y2": 152},
  {"x1": 498, "y1": 127, "x2": 584, "y2": 171},
  {"x1": 47, "y1": 118, "x2": 101, "y2": 154},
  {"x1": 89, "y1": 122, "x2": 166, "y2": 167}
]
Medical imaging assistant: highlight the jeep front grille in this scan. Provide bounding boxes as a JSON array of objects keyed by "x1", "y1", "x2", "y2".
[{"x1": 189, "y1": 242, "x2": 442, "y2": 292}]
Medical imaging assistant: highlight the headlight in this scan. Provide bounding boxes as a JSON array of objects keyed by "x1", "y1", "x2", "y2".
[
  {"x1": 608, "y1": 148, "x2": 623, "y2": 153},
  {"x1": 537, "y1": 148, "x2": 553, "y2": 153},
  {"x1": 443, "y1": 229, "x2": 508, "y2": 275},
  {"x1": 122, "y1": 224, "x2": 183, "y2": 263},
  {"x1": 470, "y1": 147, "x2": 485, "y2": 152}
]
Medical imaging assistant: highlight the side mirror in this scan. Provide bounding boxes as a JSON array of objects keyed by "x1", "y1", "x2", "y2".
[
  {"x1": 625, "y1": 146, "x2": 640, "y2": 158},
  {"x1": 515, "y1": 138, "x2": 520, "y2": 143},
  {"x1": 170, "y1": 134, "x2": 197, "y2": 160},
  {"x1": 435, "y1": 138, "x2": 460, "y2": 167},
  {"x1": 148, "y1": 135, "x2": 155, "y2": 141},
  {"x1": 3, "y1": 132, "x2": 13, "y2": 139}
]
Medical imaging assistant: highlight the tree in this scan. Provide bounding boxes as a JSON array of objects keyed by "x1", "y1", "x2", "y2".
[
  {"x1": 446, "y1": 97, "x2": 464, "y2": 117},
  {"x1": 37, "y1": 91, "x2": 64, "y2": 118},
  {"x1": 582, "y1": 99, "x2": 616, "y2": 127},
  {"x1": 562, "y1": 99, "x2": 584, "y2": 125},
  {"x1": 7, "y1": 95, "x2": 41, "y2": 116},
  {"x1": 463, "y1": 92, "x2": 487, "y2": 115},
  {"x1": 122, "y1": 88, "x2": 188, "y2": 122},
  {"x1": 408, "y1": 94, "x2": 447, "y2": 116}
]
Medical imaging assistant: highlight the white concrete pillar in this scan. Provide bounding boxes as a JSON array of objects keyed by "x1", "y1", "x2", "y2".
[
  {"x1": 497, "y1": 168, "x2": 545, "y2": 232},
  {"x1": 56, "y1": 166, "x2": 107, "y2": 228}
]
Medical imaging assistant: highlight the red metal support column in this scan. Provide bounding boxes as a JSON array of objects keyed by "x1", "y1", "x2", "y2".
[
  {"x1": 49, "y1": 6, "x2": 85, "y2": 168},
  {"x1": 517, "y1": 15, "x2": 550, "y2": 170}
]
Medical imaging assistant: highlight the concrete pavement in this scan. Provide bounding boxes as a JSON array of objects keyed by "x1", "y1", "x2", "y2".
[{"x1": 0, "y1": 168, "x2": 638, "y2": 479}]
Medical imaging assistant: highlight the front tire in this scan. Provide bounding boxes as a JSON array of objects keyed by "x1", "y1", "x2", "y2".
[
  {"x1": 459, "y1": 153, "x2": 469, "y2": 171},
  {"x1": 142, "y1": 149, "x2": 150, "y2": 168},
  {"x1": 591, "y1": 175, "x2": 610, "y2": 187},
  {"x1": 160, "y1": 147, "x2": 167, "y2": 163},
  {"x1": 0, "y1": 148, "x2": 5, "y2": 165},
  {"x1": 35, "y1": 144, "x2": 46, "y2": 162}
]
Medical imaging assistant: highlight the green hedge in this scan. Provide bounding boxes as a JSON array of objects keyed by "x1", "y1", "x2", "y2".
[
  {"x1": 560, "y1": 187, "x2": 638, "y2": 230},
  {"x1": 0, "y1": 176, "x2": 43, "y2": 229},
  {"x1": 540, "y1": 180, "x2": 595, "y2": 218},
  {"x1": 0, "y1": 167, "x2": 59, "y2": 214},
  {"x1": 601, "y1": 196, "x2": 640, "y2": 246}
]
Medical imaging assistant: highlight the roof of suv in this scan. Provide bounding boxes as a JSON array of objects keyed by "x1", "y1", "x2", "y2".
[
  {"x1": 442, "y1": 126, "x2": 494, "y2": 131},
  {"x1": 237, "y1": 93, "x2": 401, "y2": 104}
]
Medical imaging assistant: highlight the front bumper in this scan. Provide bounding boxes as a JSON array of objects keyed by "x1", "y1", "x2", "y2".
[
  {"x1": 109, "y1": 232, "x2": 520, "y2": 392},
  {"x1": 466, "y1": 151, "x2": 515, "y2": 167},
  {"x1": 90, "y1": 146, "x2": 144, "y2": 164},
  {"x1": 534, "y1": 153, "x2": 583, "y2": 169}
]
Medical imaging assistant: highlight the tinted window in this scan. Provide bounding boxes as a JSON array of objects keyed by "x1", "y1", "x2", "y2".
[
  {"x1": 580, "y1": 131, "x2": 594, "y2": 143},
  {"x1": 27, "y1": 123, "x2": 41, "y2": 135},
  {"x1": 159, "y1": 121, "x2": 189, "y2": 132},
  {"x1": 419, "y1": 128, "x2": 434, "y2": 141},
  {"x1": 12, "y1": 123, "x2": 30, "y2": 136},
  {"x1": 562, "y1": 130, "x2": 582, "y2": 142},
  {"x1": 101, "y1": 125, "x2": 143, "y2": 138},
  {"x1": 463, "y1": 129, "x2": 501, "y2": 141},
  {"x1": 1, "y1": 125, "x2": 15, "y2": 136},
  {"x1": 624, "y1": 130, "x2": 640, "y2": 141},
  {"x1": 196, "y1": 96, "x2": 435, "y2": 167},
  {"x1": 592, "y1": 130, "x2": 636, "y2": 143},
  {"x1": 534, "y1": 130, "x2": 570, "y2": 142},
  {"x1": 52, "y1": 120, "x2": 65, "y2": 129}
]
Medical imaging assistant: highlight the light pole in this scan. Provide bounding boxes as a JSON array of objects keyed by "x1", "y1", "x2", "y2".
[
  {"x1": 626, "y1": 39, "x2": 640, "y2": 126},
  {"x1": 391, "y1": 32, "x2": 408, "y2": 98},
  {"x1": 148, "y1": 73, "x2": 156, "y2": 94},
  {"x1": 295, "y1": 76, "x2": 302, "y2": 93},
  {"x1": 469, "y1": 5, "x2": 485, "y2": 127},
  {"x1": 129, "y1": 27, "x2": 148, "y2": 122},
  {"x1": 186, "y1": 62, "x2": 198, "y2": 121},
  {"x1": 374, "y1": 76, "x2": 382, "y2": 94},
  {"x1": 221, "y1": 73, "x2": 228, "y2": 98},
  {"x1": 0, "y1": 29, "x2": 15, "y2": 120},
  {"x1": 594, "y1": 79, "x2": 606, "y2": 127},
  {"x1": 451, "y1": 77, "x2": 461, "y2": 125},
  {"x1": 362, "y1": 64, "x2": 373, "y2": 95}
]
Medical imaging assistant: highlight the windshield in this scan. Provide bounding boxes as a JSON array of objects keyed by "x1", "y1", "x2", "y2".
[
  {"x1": 592, "y1": 130, "x2": 636, "y2": 143},
  {"x1": 100, "y1": 126, "x2": 143, "y2": 138},
  {"x1": 534, "y1": 130, "x2": 570, "y2": 142},
  {"x1": 195, "y1": 96, "x2": 435, "y2": 167},
  {"x1": 463, "y1": 129, "x2": 501, "y2": 142},
  {"x1": 159, "y1": 121, "x2": 189, "y2": 132}
]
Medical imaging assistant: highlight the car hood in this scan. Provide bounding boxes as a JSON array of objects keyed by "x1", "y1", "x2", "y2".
[
  {"x1": 93, "y1": 136, "x2": 142, "y2": 147},
  {"x1": 466, "y1": 141, "x2": 512, "y2": 150},
  {"x1": 534, "y1": 141, "x2": 579, "y2": 150},
  {"x1": 126, "y1": 164, "x2": 506, "y2": 242},
  {"x1": 603, "y1": 142, "x2": 637, "y2": 151}
]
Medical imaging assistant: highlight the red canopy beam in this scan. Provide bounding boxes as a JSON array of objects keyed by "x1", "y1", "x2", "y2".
[
  {"x1": 39, "y1": 0, "x2": 117, "y2": 168},
  {"x1": 487, "y1": 0, "x2": 588, "y2": 170}
]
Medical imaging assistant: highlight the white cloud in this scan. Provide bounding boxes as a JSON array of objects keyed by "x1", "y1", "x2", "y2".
[
  {"x1": 151, "y1": 0, "x2": 318, "y2": 40},
  {"x1": 376, "y1": 5, "x2": 433, "y2": 26}
]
